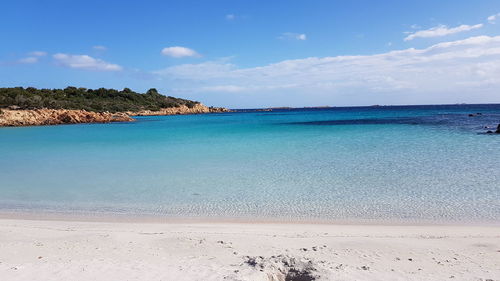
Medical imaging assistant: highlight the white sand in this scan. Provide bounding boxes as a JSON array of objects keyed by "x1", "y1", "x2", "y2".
[{"x1": 0, "y1": 218, "x2": 499, "y2": 281}]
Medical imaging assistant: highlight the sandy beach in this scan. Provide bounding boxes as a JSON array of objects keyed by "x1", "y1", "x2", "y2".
[{"x1": 0, "y1": 218, "x2": 498, "y2": 281}]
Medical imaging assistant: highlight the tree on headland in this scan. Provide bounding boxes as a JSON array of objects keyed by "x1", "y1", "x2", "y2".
[{"x1": 146, "y1": 88, "x2": 159, "y2": 95}]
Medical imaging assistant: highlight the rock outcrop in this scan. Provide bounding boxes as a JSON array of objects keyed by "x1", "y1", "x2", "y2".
[
  {"x1": 127, "y1": 104, "x2": 230, "y2": 116},
  {"x1": 0, "y1": 109, "x2": 133, "y2": 127},
  {"x1": 0, "y1": 104, "x2": 230, "y2": 127},
  {"x1": 485, "y1": 124, "x2": 500, "y2": 134}
]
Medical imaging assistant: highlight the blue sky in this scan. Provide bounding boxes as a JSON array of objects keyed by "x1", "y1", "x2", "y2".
[{"x1": 1, "y1": 0, "x2": 500, "y2": 108}]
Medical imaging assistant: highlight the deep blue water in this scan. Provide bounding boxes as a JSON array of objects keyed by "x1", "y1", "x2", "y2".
[{"x1": 0, "y1": 104, "x2": 499, "y2": 223}]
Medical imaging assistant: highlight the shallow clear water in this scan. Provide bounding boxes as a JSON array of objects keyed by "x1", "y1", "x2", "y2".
[{"x1": 1, "y1": 104, "x2": 499, "y2": 223}]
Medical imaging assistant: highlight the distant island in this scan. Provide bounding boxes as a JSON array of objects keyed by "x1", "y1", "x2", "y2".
[{"x1": 0, "y1": 87, "x2": 229, "y2": 126}]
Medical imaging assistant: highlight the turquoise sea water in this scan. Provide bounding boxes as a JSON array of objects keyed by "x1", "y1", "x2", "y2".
[{"x1": 1, "y1": 105, "x2": 499, "y2": 223}]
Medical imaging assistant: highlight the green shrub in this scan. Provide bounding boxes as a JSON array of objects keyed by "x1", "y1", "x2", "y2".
[{"x1": 0, "y1": 87, "x2": 201, "y2": 113}]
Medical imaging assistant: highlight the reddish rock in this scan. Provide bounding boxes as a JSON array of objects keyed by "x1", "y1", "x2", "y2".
[
  {"x1": 0, "y1": 109, "x2": 134, "y2": 127},
  {"x1": 0, "y1": 104, "x2": 229, "y2": 127}
]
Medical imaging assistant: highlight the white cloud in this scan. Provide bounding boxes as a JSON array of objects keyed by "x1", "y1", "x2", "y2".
[
  {"x1": 161, "y1": 46, "x2": 200, "y2": 58},
  {"x1": 93, "y1": 45, "x2": 107, "y2": 51},
  {"x1": 404, "y1": 24, "x2": 483, "y2": 41},
  {"x1": 53, "y1": 53, "x2": 123, "y2": 71},
  {"x1": 279, "y1": 32, "x2": 307, "y2": 41},
  {"x1": 488, "y1": 13, "x2": 500, "y2": 24},
  {"x1": 18, "y1": 57, "x2": 39, "y2": 64},
  {"x1": 226, "y1": 14, "x2": 235, "y2": 20},
  {"x1": 154, "y1": 36, "x2": 500, "y2": 107},
  {"x1": 28, "y1": 51, "x2": 47, "y2": 57}
]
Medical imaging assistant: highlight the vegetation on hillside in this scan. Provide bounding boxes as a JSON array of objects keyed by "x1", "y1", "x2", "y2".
[{"x1": 0, "y1": 87, "x2": 200, "y2": 112}]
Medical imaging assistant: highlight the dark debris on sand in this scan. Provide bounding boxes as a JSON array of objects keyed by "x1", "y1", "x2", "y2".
[{"x1": 243, "y1": 255, "x2": 318, "y2": 281}]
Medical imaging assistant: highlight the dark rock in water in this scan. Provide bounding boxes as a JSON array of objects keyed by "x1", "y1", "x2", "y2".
[{"x1": 485, "y1": 124, "x2": 500, "y2": 134}]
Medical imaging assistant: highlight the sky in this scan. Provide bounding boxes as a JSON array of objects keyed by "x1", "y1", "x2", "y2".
[{"x1": 1, "y1": 0, "x2": 500, "y2": 108}]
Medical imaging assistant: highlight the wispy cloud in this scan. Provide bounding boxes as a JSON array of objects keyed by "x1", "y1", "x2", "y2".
[
  {"x1": 201, "y1": 85, "x2": 245, "y2": 93},
  {"x1": 154, "y1": 36, "x2": 500, "y2": 107},
  {"x1": 18, "y1": 57, "x2": 39, "y2": 64},
  {"x1": 16, "y1": 51, "x2": 47, "y2": 64},
  {"x1": 225, "y1": 14, "x2": 235, "y2": 20},
  {"x1": 279, "y1": 32, "x2": 307, "y2": 41},
  {"x1": 161, "y1": 46, "x2": 200, "y2": 58},
  {"x1": 53, "y1": 53, "x2": 123, "y2": 71},
  {"x1": 154, "y1": 60, "x2": 235, "y2": 79},
  {"x1": 28, "y1": 51, "x2": 47, "y2": 57},
  {"x1": 488, "y1": 13, "x2": 500, "y2": 24},
  {"x1": 92, "y1": 45, "x2": 107, "y2": 51},
  {"x1": 404, "y1": 24, "x2": 483, "y2": 41}
]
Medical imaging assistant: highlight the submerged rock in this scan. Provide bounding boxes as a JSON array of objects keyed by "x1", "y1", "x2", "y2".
[
  {"x1": 469, "y1": 113, "x2": 483, "y2": 117},
  {"x1": 485, "y1": 124, "x2": 500, "y2": 134}
]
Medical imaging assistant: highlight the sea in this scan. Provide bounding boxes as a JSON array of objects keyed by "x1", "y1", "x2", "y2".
[{"x1": 1, "y1": 104, "x2": 499, "y2": 224}]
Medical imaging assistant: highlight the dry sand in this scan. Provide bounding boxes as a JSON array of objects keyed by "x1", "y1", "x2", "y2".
[{"x1": 0, "y1": 218, "x2": 499, "y2": 281}]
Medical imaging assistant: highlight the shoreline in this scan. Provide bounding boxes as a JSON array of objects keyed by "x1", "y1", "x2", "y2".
[
  {"x1": 0, "y1": 218, "x2": 499, "y2": 280},
  {"x1": 1, "y1": 210, "x2": 499, "y2": 227}
]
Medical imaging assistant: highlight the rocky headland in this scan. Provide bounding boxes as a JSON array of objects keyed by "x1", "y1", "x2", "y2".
[
  {"x1": 0, "y1": 87, "x2": 230, "y2": 127},
  {"x1": 0, "y1": 104, "x2": 229, "y2": 127}
]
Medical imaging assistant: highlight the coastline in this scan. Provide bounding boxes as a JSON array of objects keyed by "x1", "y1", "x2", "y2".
[
  {"x1": 1, "y1": 210, "x2": 499, "y2": 227},
  {"x1": 0, "y1": 105, "x2": 229, "y2": 127},
  {"x1": 1, "y1": 217, "x2": 499, "y2": 281}
]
